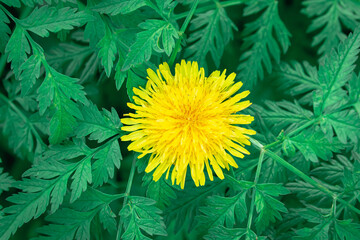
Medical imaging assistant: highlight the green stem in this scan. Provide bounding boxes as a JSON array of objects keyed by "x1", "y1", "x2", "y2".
[
  {"x1": 250, "y1": 138, "x2": 360, "y2": 216},
  {"x1": 168, "y1": 0, "x2": 199, "y2": 67},
  {"x1": 174, "y1": 0, "x2": 247, "y2": 20},
  {"x1": 246, "y1": 150, "x2": 265, "y2": 233},
  {"x1": 116, "y1": 154, "x2": 137, "y2": 240},
  {"x1": 264, "y1": 117, "x2": 320, "y2": 150}
]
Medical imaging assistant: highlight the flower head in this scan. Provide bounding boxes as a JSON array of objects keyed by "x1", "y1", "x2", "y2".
[{"x1": 121, "y1": 60, "x2": 255, "y2": 189}]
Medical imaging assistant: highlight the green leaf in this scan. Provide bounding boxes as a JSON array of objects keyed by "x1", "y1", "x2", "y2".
[
  {"x1": 84, "y1": 9, "x2": 106, "y2": 48},
  {"x1": 0, "y1": 92, "x2": 45, "y2": 160},
  {"x1": 37, "y1": 208, "x2": 94, "y2": 240},
  {"x1": 335, "y1": 219, "x2": 360, "y2": 240},
  {"x1": 238, "y1": 0, "x2": 291, "y2": 87},
  {"x1": 164, "y1": 181, "x2": 225, "y2": 233},
  {"x1": 99, "y1": 205, "x2": 117, "y2": 232},
  {"x1": 70, "y1": 157, "x2": 92, "y2": 203},
  {"x1": 46, "y1": 42, "x2": 94, "y2": 77},
  {"x1": 253, "y1": 100, "x2": 313, "y2": 134},
  {"x1": 291, "y1": 129, "x2": 343, "y2": 162},
  {"x1": 19, "y1": 54, "x2": 42, "y2": 96},
  {"x1": 20, "y1": 6, "x2": 92, "y2": 37},
  {"x1": 146, "y1": 177, "x2": 177, "y2": 209},
  {"x1": 0, "y1": 8, "x2": 10, "y2": 54},
  {"x1": 0, "y1": 159, "x2": 15, "y2": 195},
  {"x1": 316, "y1": 27, "x2": 360, "y2": 112},
  {"x1": 185, "y1": 7, "x2": 236, "y2": 67},
  {"x1": 5, "y1": 26, "x2": 30, "y2": 78},
  {"x1": 0, "y1": 0, "x2": 20, "y2": 7},
  {"x1": 122, "y1": 19, "x2": 178, "y2": 70},
  {"x1": 197, "y1": 192, "x2": 247, "y2": 236},
  {"x1": 255, "y1": 183, "x2": 289, "y2": 233},
  {"x1": 75, "y1": 103, "x2": 121, "y2": 143},
  {"x1": 92, "y1": 139, "x2": 122, "y2": 187},
  {"x1": 37, "y1": 67, "x2": 88, "y2": 144},
  {"x1": 204, "y1": 226, "x2": 247, "y2": 240},
  {"x1": 276, "y1": 61, "x2": 320, "y2": 104},
  {"x1": 287, "y1": 180, "x2": 339, "y2": 203},
  {"x1": 97, "y1": 28, "x2": 117, "y2": 77},
  {"x1": 120, "y1": 196, "x2": 167, "y2": 240},
  {"x1": 126, "y1": 70, "x2": 147, "y2": 101},
  {"x1": 0, "y1": 139, "x2": 118, "y2": 239},
  {"x1": 92, "y1": 0, "x2": 147, "y2": 15},
  {"x1": 321, "y1": 109, "x2": 360, "y2": 144},
  {"x1": 302, "y1": 0, "x2": 360, "y2": 57}
]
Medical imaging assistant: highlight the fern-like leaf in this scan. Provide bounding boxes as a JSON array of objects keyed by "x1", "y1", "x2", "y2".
[
  {"x1": 302, "y1": 0, "x2": 360, "y2": 57},
  {"x1": 237, "y1": 0, "x2": 291, "y2": 87},
  {"x1": 185, "y1": 6, "x2": 236, "y2": 67},
  {"x1": 120, "y1": 196, "x2": 167, "y2": 240},
  {"x1": 20, "y1": 6, "x2": 92, "y2": 37}
]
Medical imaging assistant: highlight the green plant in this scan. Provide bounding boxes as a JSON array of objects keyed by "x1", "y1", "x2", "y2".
[{"x1": 0, "y1": 0, "x2": 360, "y2": 239}]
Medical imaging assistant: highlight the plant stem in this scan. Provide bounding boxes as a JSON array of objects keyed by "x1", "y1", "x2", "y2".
[
  {"x1": 264, "y1": 117, "x2": 320, "y2": 150},
  {"x1": 116, "y1": 154, "x2": 137, "y2": 240},
  {"x1": 168, "y1": 0, "x2": 199, "y2": 67},
  {"x1": 174, "y1": 0, "x2": 248, "y2": 20},
  {"x1": 246, "y1": 150, "x2": 265, "y2": 233},
  {"x1": 250, "y1": 138, "x2": 360, "y2": 216}
]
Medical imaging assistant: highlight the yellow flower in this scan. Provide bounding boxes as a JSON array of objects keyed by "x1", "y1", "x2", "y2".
[{"x1": 121, "y1": 60, "x2": 256, "y2": 189}]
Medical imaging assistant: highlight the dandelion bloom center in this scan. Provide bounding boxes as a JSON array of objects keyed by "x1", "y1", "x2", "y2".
[{"x1": 121, "y1": 60, "x2": 255, "y2": 189}]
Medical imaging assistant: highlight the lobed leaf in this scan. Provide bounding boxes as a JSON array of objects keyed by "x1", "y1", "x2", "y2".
[
  {"x1": 185, "y1": 6, "x2": 236, "y2": 67},
  {"x1": 237, "y1": 0, "x2": 291, "y2": 87},
  {"x1": 122, "y1": 19, "x2": 178, "y2": 70},
  {"x1": 20, "y1": 6, "x2": 92, "y2": 37}
]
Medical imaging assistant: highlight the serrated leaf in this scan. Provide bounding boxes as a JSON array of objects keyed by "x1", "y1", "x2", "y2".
[
  {"x1": 255, "y1": 183, "x2": 289, "y2": 233},
  {"x1": 276, "y1": 61, "x2": 320, "y2": 105},
  {"x1": 0, "y1": 0, "x2": 20, "y2": 7},
  {"x1": 92, "y1": 139, "x2": 122, "y2": 187},
  {"x1": 317, "y1": 28, "x2": 360, "y2": 112},
  {"x1": 0, "y1": 8, "x2": 10, "y2": 54},
  {"x1": 185, "y1": 7, "x2": 236, "y2": 67},
  {"x1": 5, "y1": 26, "x2": 30, "y2": 78},
  {"x1": 120, "y1": 196, "x2": 167, "y2": 240},
  {"x1": 253, "y1": 100, "x2": 314, "y2": 134},
  {"x1": 302, "y1": 0, "x2": 360, "y2": 57},
  {"x1": 122, "y1": 19, "x2": 178, "y2": 70},
  {"x1": 20, "y1": 6, "x2": 92, "y2": 37},
  {"x1": 0, "y1": 160, "x2": 15, "y2": 195},
  {"x1": 146, "y1": 177, "x2": 177, "y2": 209},
  {"x1": 37, "y1": 67, "x2": 88, "y2": 144},
  {"x1": 92, "y1": 0, "x2": 147, "y2": 15},
  {"x1": 204, "y1": 226, "x2": 247, "y2": 240},
  {"x1": 291, "y1": 129, "x2": 343, "y2": 162},
  {"x1": 238, "y1": 0, "x2": 291, "y2": 87},
  {"x1": 75, "y1": 103, "x2": 121, "y2": 143},
  {"x1": 0, "y1": 93, "x2": 45, "y2": 160},
  {"x1": 164, "y1": 180, "x2": 225, "y2": 233},
  {"x1": 0, "y1": 138, "x2": 119, "y2": 240},
  {"x1": 322, "y1": 109, "x2": 360, "y2": 144},
  {"x1": 99, "y1": 205, "x2": 117, "y2": 232},
  {"x1": 126, "y1": 70, "x2": 147, "y2": 101},
  {"x1": 37, "y1": 208, "x2": 93, "y2": 240},
  {"x1": 335, "y1": 219, "x2": 360, "y2": 240},
  {"x1": 70, "y1": 157, "x2": 92, "y2": 203},
  {"x1": 97, "y1": 29, "x2": 117, "y2": 77},
  {"x1": 19, "y1": 54, "x2": 42, "y2": 96},
  {"x1": 197, "y1": 192, "x2": 247, "y2": 234}
]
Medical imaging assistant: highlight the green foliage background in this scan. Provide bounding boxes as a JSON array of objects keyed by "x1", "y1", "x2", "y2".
[{"x1": 0, "y1": 0, "x2": 360, "y2": 239}]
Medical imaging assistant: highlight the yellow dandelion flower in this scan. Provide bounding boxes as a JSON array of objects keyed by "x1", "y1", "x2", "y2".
[{"x1": 121, "y1": 60, "x2": 256, "y2": 189}]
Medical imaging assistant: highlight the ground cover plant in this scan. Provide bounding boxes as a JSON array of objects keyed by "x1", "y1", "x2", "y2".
[{"x1": 0, "y1": 0, "x2": 360, "y2": 239}]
